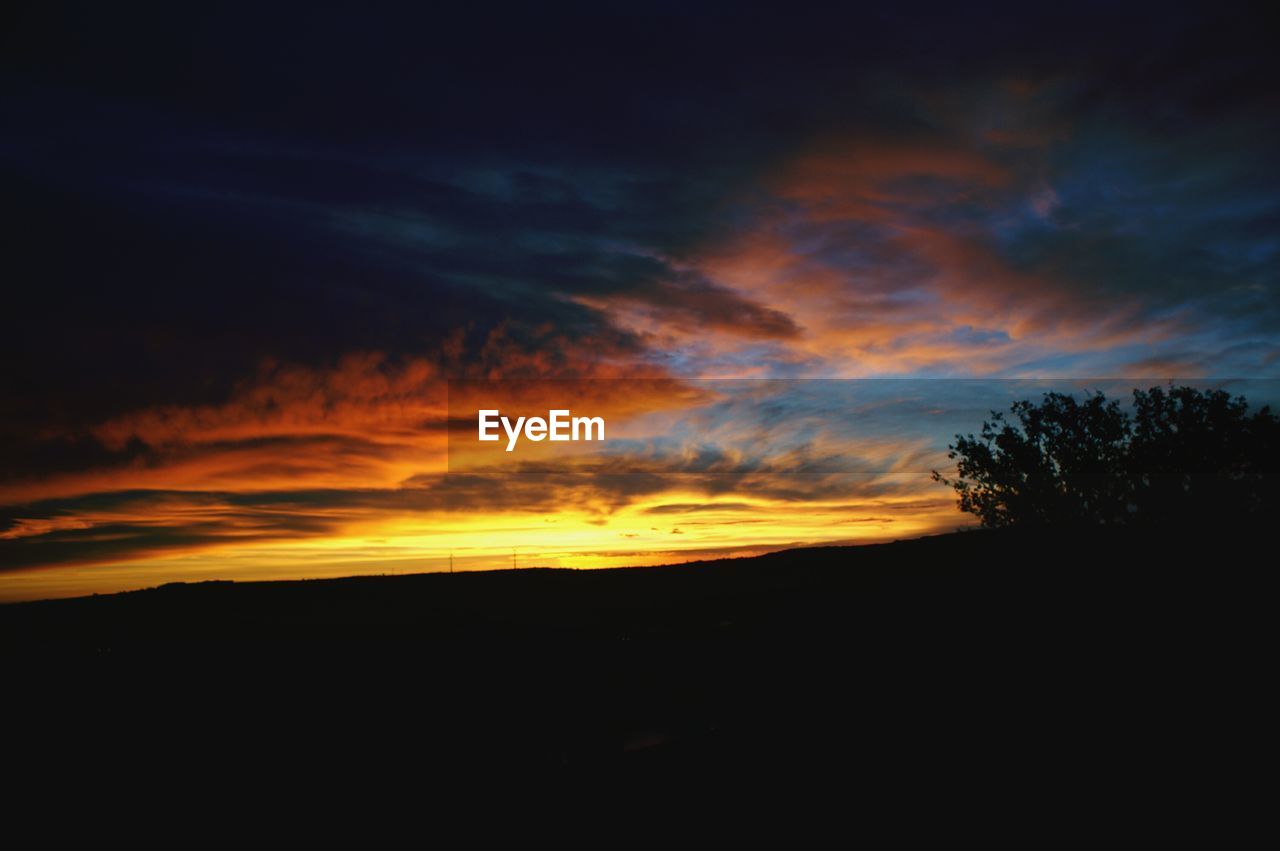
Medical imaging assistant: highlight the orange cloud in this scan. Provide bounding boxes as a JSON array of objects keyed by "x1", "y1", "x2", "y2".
[{"x1": 617, "y1": 123, "x2": 1200, "y2": 379}]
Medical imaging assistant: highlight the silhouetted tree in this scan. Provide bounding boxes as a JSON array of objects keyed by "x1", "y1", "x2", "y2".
[{"x1": 932, "y1": 385, "x2": 1280, "y2": 527}]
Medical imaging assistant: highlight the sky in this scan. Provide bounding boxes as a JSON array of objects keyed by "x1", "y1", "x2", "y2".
[{"x1": 3, "y1": 2, "x2": 1279, "y2": 599}]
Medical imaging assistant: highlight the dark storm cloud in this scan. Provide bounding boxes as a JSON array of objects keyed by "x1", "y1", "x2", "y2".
[
  {"x1": 0, "y1": 77, "x2": 790, "y2": 443},
  {"x1": 986, "y1": 56, "x2": 1280, "y2": 335},
  {"x1": 5, "y1": 2, "x2": 1276, "y2": 412}
]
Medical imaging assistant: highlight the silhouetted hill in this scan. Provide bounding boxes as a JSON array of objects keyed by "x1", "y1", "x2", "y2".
[
  {"x1": 3, "y1": 526, "x2": 1263, "y2": 781},
  {"x1": 0, "y1": 525, "x2": 1215, "y2": 642}
]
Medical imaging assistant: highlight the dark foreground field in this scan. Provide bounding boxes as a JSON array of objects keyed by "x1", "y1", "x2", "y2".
[{"x1": 1, "y1": 526, "x2": 1265, "y2": 784}]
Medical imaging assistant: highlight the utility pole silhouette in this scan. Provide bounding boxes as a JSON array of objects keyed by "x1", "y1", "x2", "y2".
[
  {"x1": 512, "y1": 548, "x2": 517, "y2": 570},
  {"x1": 450, "y1": 551, "x2": 454, "y2": 574}
]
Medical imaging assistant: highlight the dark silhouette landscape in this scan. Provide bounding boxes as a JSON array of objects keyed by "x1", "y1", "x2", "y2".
[
  {"x1": 3, "y1": 387, "x2": 1270, "y2": 781},
  {"x1": 3, "y1": 523, "x2": 1262, "y2": 777}
]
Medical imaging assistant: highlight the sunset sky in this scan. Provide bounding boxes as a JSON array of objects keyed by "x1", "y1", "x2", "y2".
[{"x1": 3, "y1": 3, "x2": 1279, "y2": 600}]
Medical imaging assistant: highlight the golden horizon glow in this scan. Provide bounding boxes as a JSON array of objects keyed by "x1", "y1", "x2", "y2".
[{"x1": 0, "y1": 478, "x2": 969, "y2": 601}]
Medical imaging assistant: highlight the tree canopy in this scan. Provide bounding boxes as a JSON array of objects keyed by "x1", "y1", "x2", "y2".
[{"x1": 932, "y1": 385, "x2": 1280, "y2": 527}]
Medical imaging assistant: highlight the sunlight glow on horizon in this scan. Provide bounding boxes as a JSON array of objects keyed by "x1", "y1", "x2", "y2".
[{"x1": 0, "y1": 481, "x2": 967, "y2": 601}]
